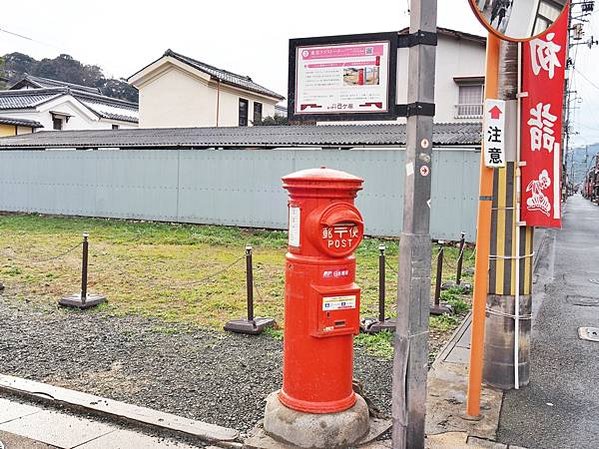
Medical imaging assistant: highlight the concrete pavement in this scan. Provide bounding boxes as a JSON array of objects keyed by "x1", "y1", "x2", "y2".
[
  {"x1": 498, "y1": 194, "x2": 599, "y2": 449},
  {"x1": 0, "y1": 396, "x2": 204, "y2": 449}
]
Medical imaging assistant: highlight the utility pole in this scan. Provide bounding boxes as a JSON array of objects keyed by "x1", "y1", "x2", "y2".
[
  {"x1": 392, "y1": 0, "x2": 437, "y2": 447},
  {"x1": 564, "y1": 0, "x2": 597, "y2": 195}
]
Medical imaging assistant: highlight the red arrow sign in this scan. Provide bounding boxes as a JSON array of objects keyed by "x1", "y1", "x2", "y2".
[{"x1": 489, "y1": 105, "x2": 503, "y2": 120}]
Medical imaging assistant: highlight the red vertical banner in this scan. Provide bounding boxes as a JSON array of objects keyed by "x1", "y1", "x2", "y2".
[{"x1": 520, "y1": 5, "x2": 569, "y2": 228}]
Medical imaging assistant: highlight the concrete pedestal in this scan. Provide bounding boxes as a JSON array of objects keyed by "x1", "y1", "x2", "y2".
[
  {"x1": 58, "y1": 293, "x2": 106, "y2": 310},
  {"x1": 263, "y1": 391, "x2": 370, "y2": 449}
]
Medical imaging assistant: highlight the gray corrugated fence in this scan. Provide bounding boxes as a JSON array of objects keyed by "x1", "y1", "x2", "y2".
[{"x1": 0, "y1": 148, "x2": 480, "y2": 241}]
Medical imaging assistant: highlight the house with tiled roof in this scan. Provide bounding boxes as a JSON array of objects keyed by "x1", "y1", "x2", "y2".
[
  {"x1": 128, "y1": 49, "x2": 285, "y2": 128},
  {"x1": 10, "y1": 74, "x2": 103, "y2": 95},
  {"x1": 0, "y1": 76, "x2": 138, "y2": 131},
  {"x1": 0, "y1": 116, "x2": 42, "y2": 137}
]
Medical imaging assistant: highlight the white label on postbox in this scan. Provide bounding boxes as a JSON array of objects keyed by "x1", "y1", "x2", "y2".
[
  {"x1": 322, "y1": 295, "x2": 356, "y2": 311},
  {"x1": 288, "y1": 206, "x2": 301, "y2": 247}
]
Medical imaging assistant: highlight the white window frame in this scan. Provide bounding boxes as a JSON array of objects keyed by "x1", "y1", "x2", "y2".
[{"x1": 455, "y1": 83, "x2": 484, "y2": 119}]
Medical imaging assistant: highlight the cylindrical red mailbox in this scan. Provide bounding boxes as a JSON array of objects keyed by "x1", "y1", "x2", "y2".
[{"x1": 280, "y1": 167, "x2": 364, "y2": 414}]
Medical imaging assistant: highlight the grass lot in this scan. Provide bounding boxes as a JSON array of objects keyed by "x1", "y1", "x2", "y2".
[{"x1": 0, "y1": 214, "x2": 474, "y2": 356}]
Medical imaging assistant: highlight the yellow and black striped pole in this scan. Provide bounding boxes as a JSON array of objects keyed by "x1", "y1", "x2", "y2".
[{"x1": 483, "y1": 41, "x2": 535, "y2": 390}]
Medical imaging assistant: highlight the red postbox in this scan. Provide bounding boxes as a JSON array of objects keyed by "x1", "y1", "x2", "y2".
[{"x1": 280, "y1": 167, "x2": 364, "y2": 414}]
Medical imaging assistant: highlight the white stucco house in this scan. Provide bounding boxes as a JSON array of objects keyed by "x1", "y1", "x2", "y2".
[
  {"x1": 128, "y1": 49, "x2": 285, "y2": 128},
  {"x1": 397, "y1": 27, "x2": 486, "y2": 123},
  {"x1": 0, "y1": 75, "x2": 138, "y2": 131}
]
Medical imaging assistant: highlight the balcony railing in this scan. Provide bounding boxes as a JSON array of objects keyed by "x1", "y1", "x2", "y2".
[{"x1": 455, "y1": 103, "x2": 483, "y2": 119}]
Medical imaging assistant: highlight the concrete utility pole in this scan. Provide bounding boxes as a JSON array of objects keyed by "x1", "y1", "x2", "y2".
[{"x1": 392, "y1": 0, "x2": 437, "y2": 447}]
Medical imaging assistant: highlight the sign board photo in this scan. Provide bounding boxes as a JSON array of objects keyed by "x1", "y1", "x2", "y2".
[{"x1": 288, "y1": 32, "x2": 398, "y2": 122}]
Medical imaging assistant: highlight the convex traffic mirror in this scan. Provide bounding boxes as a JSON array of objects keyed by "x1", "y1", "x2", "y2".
[{"x1": 469, "y1": 0, "x2": 568, "y2": 41}]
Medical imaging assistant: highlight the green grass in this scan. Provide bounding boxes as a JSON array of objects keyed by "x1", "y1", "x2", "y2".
[
  {"x1": 0, "y1": 214, "x2": 474, "y2": 333},
  {"x1": 429, "y1": 314, "x2": 460, "y2": 332},
  {"x1": 355, "y1": 331, "x2": 394, "y2": 359}
]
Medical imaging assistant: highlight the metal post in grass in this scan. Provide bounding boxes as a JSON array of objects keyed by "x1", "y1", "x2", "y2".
[
  {"x1": 224, "y1": 245, "x2": 275, "y2": 335},
  {"x1": 361, "y1": 244, "x2": 396, "y2": 333},
  {"x1": 456, "y1": 231, "x2": 466, "y2": 286},
  {"x1": 246, "y1": 244, "x2": 255, "y2": 322},
  {"x1": 441, "y1": 232, "x2": 472, "y2": 293},
  {"x1": 430, "y1": 242, "x2": 451, "y2": 316},
  {"x1": 59, "y1": 233, "x2": 106, "y2": 309}
]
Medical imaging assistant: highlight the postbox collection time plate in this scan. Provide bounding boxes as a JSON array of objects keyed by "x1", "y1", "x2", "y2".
[{"x1": 322, "y1": 295, "x2": 357, "y2": 311}]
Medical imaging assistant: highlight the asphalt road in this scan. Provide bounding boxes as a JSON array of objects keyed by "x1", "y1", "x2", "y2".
[{"x1": 498, "y1": 194, "x2": 599, "y2": 449}]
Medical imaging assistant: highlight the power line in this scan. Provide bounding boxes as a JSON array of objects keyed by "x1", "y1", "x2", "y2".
[
  {"x1": 574, "y1": 66, "x2": 599, "y2": 91},
  {"x1": 0, "y1": 25, "x2": 62, "y2": 50},
  {"x1": 0, "y1": 26, "x2": 35, "y2": 42}
]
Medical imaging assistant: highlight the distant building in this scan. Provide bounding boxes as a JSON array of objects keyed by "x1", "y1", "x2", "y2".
[
  {"x1": 0, "y1": 116, "x2": 42, "y2": 137},
  {"x1": 0, "y1": 75, "x2": 138, "y2": 131},
  {"x1": 128, "y1": 49, "x2": 285, "y2": 128},
  {"x1": 397, "y1": 27, "x2": 486, "y2": 123}
]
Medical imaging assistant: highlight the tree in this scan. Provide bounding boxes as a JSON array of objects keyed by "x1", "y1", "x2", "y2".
[
  {"x1": 0, "y1": 56, "x2": 6, "y2": 89},
  {"x1": 252, "y1": 115, "x2": 288, "y2": 126},
  {"x1": 0, "y1": 52, "x2": 137, "y2": 103}
]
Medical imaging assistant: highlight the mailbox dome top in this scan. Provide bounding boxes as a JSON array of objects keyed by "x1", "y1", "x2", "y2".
[{"x1": 282, "y1": 167, "x2": 363, "y2": 183}]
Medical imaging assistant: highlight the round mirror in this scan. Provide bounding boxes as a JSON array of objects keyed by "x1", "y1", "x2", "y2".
[{"x1": 469, "y1": 0, "x2": 569, "y2": 41}]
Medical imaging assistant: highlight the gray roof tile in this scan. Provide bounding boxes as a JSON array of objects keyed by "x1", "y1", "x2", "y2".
[
  {"x1": 162, "y1": 50, "x2": 285, "y2": 100},
  {"x1": 0, "y1": 123, "x2": 481, "y2": 149},
  {"x1": 9, "y1": 75, "x2": 102, "y2": 94},
  {"x1": 0, "y1": 88, "x2": 65, "y2": 110},
  {"x1": 0, "y1": 116, "x2": 43, "y2": 128},
  {"x1": 0, "y1": 87, "x2": 138, "y2": 124}
]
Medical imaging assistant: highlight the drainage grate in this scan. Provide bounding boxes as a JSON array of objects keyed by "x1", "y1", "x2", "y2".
[{"x1": 579, "y1": 327, "x2": 599, "y2": 342}]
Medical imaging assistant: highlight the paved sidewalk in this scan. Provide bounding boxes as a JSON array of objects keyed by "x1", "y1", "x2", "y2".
[
  {"x1": 415, "y1": 227, "x2": 550, "y2": 449},
  {"x1": 498, "y1": 195, "x2": 599, "y2": 449},
  {"x1": 0, "y1": 396, "x2": 203, "y2": 449}
]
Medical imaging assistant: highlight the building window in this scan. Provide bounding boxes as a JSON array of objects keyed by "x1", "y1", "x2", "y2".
[
  {"x1": 253, "y1": 102, "x2": 263, "y2": 124},
  {"x1": 112, "y1": 124, "x2": 119, "y2": 130},
  {"x1": 52, "y1": 117, "x2": 63, "y2": 130},
  {"x1": 456, "y1": 84, "x2": 484, "y2": 119},
  {"x1": 239, "y1": 98, "x2": 249, "y2": 126}
]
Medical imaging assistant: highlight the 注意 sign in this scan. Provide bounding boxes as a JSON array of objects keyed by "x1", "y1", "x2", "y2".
[
  {"x1": 288, "y1": 32, "x2": 398, "y2": 122},
  {"x1": 483, "y1": 99, "x2": 506, "y2": 168},
  {"x1": 520, "y1": 3, "x2": 569, "y2": 228}
]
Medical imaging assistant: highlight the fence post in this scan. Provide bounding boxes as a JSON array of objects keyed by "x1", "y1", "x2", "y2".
[
  {"x1": 245, "y1": 244, "x2": 254, "y2": 323},
  {"x1": 224, "y1": 245, "x2": 275, "y2": 335},
  {"x1": 430, "y1": 242, "x2": 451, "y2": 315},
  {"x1": 456, "y1": 231, "x2": 466, "y2": 286},
  {"x1": 59, "y1": 233, "x2": 106, "y2": 309},
  {"x1": 81, "y1": 233, "x2": 89, "y2": 305},
  {"x1": 361, "y1": 244, "x2": 397, "y2": 333},
  {"x1": 378, "y1": 244, "x2": 386, "y2": 323}
]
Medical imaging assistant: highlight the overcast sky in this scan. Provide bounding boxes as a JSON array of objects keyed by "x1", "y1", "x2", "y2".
[{"x1": 0, "y1": 0, "x2": 596, "y2": 146}]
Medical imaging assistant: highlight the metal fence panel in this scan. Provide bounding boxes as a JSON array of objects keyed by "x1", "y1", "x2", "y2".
[{"x1": 0, "y1": 148, "x2": 480, "y2": 241}]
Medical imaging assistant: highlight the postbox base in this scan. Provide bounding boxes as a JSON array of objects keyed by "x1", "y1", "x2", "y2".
[
  {"x1": 59, "y1": 293, "x2": 106, "y2": 309},
  {"x1": 224, "y1": 317, "x2": 276, "y2": 335},
  {"x1": 263, "y1": 391, "x2": 370, "y2": 449},
  {"x1": 361, "y1": 317, "x2": 397, "y2": 334}
]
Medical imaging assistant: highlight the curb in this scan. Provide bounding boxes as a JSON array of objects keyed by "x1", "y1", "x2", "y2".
[{"x1": 0, "y1": 374, "x2": 241, "y2": 448}]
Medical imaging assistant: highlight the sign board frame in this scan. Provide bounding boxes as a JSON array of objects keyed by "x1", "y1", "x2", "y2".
[{"x1": 288, "y1": 32, "x2": 399, "y2": 122}]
